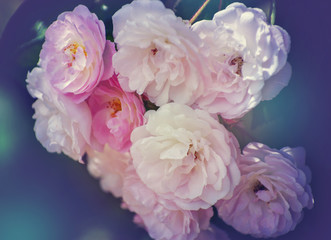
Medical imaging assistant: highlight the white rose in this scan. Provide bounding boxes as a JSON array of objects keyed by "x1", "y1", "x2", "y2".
[
  {"x1": 192, "y1": 3, "x2": 291, "y2": 119},
  {"x1": 130, "y1": 103, "x2": 241, "y2": 210},
  {"x1": 112, "y1": 0, "x2": 207, "y2": 106}
]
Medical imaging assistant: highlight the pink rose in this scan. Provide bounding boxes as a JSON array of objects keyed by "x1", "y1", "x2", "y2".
[
  {"x1": 122, "y1": 167, "x2": 213, "y2": 240},
  {"x1": 88, "y1": 76, "x2": 145, "y2": 152},
  {"x1": 216, "y1": 142, "x2": 314, "y2": 238},
  {"x1": 26, "y1": 67, "x2": 91, "y2": 162},
  {"x1": 87, "y1": 144, "x2": 131, "y2": 198},
  {"x1": 40, "y1": 5, "x2": 115, "y2": 103},
  {"x1": 130, "y1": 103, "x2": 241, "y2": 210}
]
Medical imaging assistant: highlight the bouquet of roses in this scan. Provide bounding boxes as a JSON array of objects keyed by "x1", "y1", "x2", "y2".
[{"x1": 26, "y1": 0, "x2": 314, "y2": 239}]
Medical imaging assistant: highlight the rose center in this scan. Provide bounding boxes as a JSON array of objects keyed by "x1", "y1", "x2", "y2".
[
  {"x1": 63, "y1": 42, "x2": 87, "y2": 67},
  {"x1": 151, "y1": 47, "x2": 158, "y2": 56},
  {"x1": 187, "y1": 144, "x2": 200, "y2": 161},
  {"x1": 106, "y1": 97, "x2": 122, "y2": 117},
  {"x1": 230, "y1": 56, "x2": 244, "y2": 77},
  {"x1": 253, "y1": 180, "x2": 268, "y2": 193}
]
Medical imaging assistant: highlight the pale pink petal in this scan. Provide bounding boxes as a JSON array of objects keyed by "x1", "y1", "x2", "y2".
[
  {"x1": 130, "y1": 103, "x2": 240, "y2": 211},
  {"x1": 216, "y1": 142, "x2": 314, "y2": 238}
]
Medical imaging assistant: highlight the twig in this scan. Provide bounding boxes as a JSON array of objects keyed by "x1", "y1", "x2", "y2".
[{"x1": 189, "y1": 0, "x2": 211, "y2": 24}]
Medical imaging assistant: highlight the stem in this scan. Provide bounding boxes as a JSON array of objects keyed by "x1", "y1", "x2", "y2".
[
  {"x1": 218, "y1": 0, "x2": 223, "y2": 10},
  {"x1": 189, "y1": 0, "x2": 211, "y2": 24}
]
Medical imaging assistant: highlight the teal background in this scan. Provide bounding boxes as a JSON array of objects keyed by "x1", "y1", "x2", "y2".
[{"x1": 0, "y1": 0, "x2": 330, "y2": 239}]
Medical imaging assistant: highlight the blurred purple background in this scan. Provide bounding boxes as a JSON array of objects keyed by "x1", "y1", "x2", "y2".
[{"x1": 0, "y1": 0, "x2": 330, "y2": 239}]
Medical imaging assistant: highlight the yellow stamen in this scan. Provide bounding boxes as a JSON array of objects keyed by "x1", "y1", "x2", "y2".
[
  {"x1": 106, "y1": 97, "x2": 122, "y2": 117},
  {"x1": 63, "y1": 42, "x2": 87, "y2": 67}
]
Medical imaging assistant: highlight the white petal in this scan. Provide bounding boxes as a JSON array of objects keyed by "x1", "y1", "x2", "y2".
[{"x1": 261, "y1": 62, "x2": 292, "y2": 101}]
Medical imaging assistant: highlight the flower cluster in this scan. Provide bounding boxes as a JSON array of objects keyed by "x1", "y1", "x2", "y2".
[{"x1": 26, "y1": 1, "x2": 313, "y2": 239}]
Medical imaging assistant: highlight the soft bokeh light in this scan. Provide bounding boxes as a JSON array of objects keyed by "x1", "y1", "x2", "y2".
[
  {"x1": 0, "y1": 201, "x2": 60, "y2": 240},
  {"x1": 0, "y1": 89, "x2": 16, "y2": 164},
  {"x1": 79, "y1": 228, "x2": 113, "y2": 240}
]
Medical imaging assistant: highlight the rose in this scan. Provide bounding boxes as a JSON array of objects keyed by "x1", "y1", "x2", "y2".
[
  {"x1": 39, "y1": 5, "x2": 115, "y2": 103},
  {"x1": 130, "y1": 103, "x2": 241, "y2": 210},
  {"x1": 216, "y1": 142, "x2": 314, "y2": 238},
  {"x1": 192, "y1": 3, "x2": 291, "y2": 119},
  {"x1": 26, "y1": 67, "x2": 91, "y2": 162},
  {"x1": 87, "y1": 76, "x2": 145, "y2": 153},
  {"x1": 122, "y1": 167, "x2": 213, "y2": 240},
  {"x1": 87, "y1": 144, "x2": 131, "y2": 198},
  {"x1": 112, "y1": 0, "x2": 207, "y2": 106}
]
